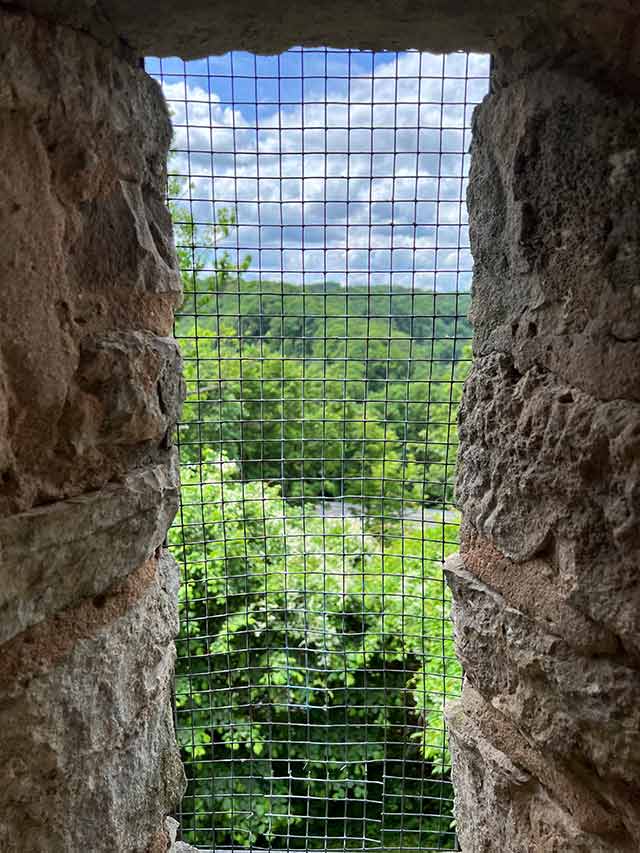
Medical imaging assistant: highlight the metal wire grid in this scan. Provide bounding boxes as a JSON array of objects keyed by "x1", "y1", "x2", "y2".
[{"x1": 147, "y1": 49, "x2": 489, "y2": 852}]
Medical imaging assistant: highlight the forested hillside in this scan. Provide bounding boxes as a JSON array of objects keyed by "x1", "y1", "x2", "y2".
[{"x1": 176, "y1": 276, "x2": 471, "y2": 511}]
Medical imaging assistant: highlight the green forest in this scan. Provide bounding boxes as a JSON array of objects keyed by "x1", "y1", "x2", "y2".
[{"x1": 169, "y1": 202, "x2": 468, "y2": 850}]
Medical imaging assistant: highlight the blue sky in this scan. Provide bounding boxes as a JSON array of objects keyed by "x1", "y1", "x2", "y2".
[{"x1": 146, "y1": 49, "x2": 490, "y2": 290}]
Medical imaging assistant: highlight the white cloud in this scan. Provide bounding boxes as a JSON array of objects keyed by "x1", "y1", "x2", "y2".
[{"x1": 157, "y1": 50, "x2": 489, "y2": 288}]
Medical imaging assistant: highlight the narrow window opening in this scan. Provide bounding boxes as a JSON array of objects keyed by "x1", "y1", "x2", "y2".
[{"x1": 146, "y1": 48, "x2": 490, "y2": 852}]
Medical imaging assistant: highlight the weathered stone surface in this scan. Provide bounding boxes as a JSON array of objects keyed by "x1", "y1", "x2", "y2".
[
  {"x1": 165, "y1": 817, "x2": 201, "y2": 852},
  {"x1": 165, "y1": 817, "x2": 179, "y2": 847},
  {"x1": 457, "y1": 355, "x2": 640, "y2": 655},
  {"x1": 71, "y1": 331, "x2": 183, "y2": 450},
  {"x1": 0, "y1": 459, "x2": 179, "y2": 643},
  {"x1": 453, "y1": 539, "x2": 619, "y2": 657},
  {"x1": 457, "y1": 68, "x2": 640, "y2": 655},
  {"x1": 446, "y1": 688, "x2": 635, "y2": 853},
  {"x1": 0, "y1": 551, "x2": 185, "y2": 853},
  {"x1": 450, "y1": 60, "x2": 640, "y2": 852},
  {"x1": 467, "y1": 70, "x2": 640, "y2": 402},
  {"x1": 0, "y1": 11, "x2": 183, "y2": 516},
  {"x1": 5, "y1": 0, "x2": 640, "y2": 92},
  {"x1": 446, "y1": 557, "x2": 640, "y2": 811},
  {"x1": 0, "y1": 7, "x2": 186, "y2": 851}
]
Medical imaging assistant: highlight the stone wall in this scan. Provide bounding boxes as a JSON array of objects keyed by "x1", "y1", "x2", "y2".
[
  {"x1": 445, "y1": 62, "x2": 640, "y2": 851},
  {"x1": 0, "y1": 10, "x2": 185, "y2": 852},
  {"x1": 1, "y1": 1, "x2": 639, "y2": 851}
]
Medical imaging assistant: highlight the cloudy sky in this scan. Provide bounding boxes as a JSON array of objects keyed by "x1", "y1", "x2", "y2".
[{"x1": 146, "y1": 49, "x2": 490, "y2": 290}]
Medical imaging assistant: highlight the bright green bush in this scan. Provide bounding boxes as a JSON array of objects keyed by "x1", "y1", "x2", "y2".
[{"x1": 171, "y1": 455, "x2": 461, "y2": 849}]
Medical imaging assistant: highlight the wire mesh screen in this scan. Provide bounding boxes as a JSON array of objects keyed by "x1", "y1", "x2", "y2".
[{"x1": 146, "y1": 49, "x2": 489, "y2": 852}]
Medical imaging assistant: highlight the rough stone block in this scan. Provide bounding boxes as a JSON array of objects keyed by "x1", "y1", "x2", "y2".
[
  {"x1": 446, "y1": 688, "x2": 635, "y2": 853},
  {"x1": 0, "y1": 11, "x2": 183, "y2": 515},
  {"x1": 446, "y1": 555, "x2": 640, "y2": 845},
  {"x1": 0, "y1": 460, "x2": 180, "y2": 643},
  {"x1": 457, "y1": 353, "x2": 640, "y2": 654},
  {"x1": 6, "y1": 0, "x2": 640, "y2": 96},
  {"x1": 467, "y1": 70, "x2": 640, "y2": 403},
  {"x1": 0, "y1": 552, "x2": 185, "y2": 853},
  {"x1": 450, "y1": 60, "x2": 640, "y2": 853},
  {"x1": 73, "y1": 331, "x2": 184, "y2": 448}
]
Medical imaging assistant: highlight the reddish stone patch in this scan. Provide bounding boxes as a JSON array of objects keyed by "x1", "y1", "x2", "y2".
[
  {"x1": 0, "y1": 558, "x2": 157, "y2": 688},
  {"x1": 145, "y1": 827, "x2": 170, "y2": 853},
  {"x1": 459, "y1": 532, "x2": 619, "y2": 655}
]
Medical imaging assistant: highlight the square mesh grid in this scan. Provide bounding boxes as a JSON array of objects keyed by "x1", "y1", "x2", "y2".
[{"x1": 146, "y1": 48, "x2": 489, "y2": 852}]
